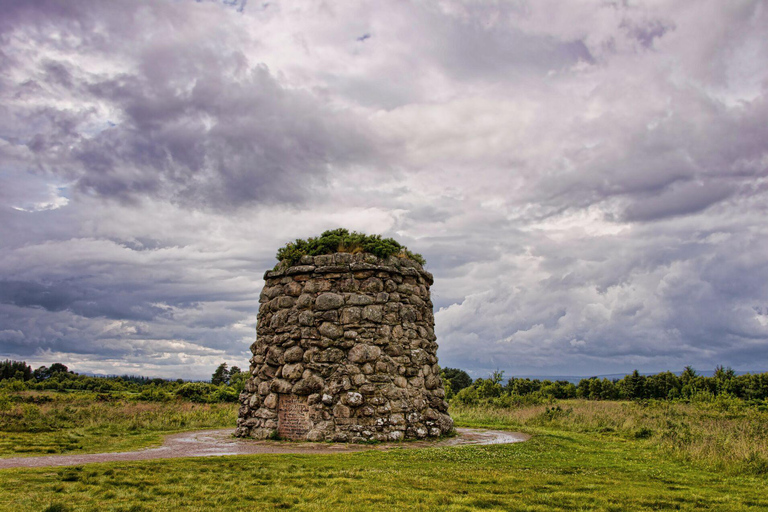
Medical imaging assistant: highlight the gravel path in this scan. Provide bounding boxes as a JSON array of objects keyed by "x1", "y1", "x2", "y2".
[{"x1": 0, "y1": 428, "x2": 529, "y2": 469}]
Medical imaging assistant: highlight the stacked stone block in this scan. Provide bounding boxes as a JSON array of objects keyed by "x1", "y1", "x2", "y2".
[{"x1": 235, "y1": 252, "x2": 453, "y2": 442}]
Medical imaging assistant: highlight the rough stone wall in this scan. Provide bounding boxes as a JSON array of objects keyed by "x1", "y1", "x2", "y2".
[{"x1": 235, "y1": 252, "x2": 453, "y2": 442}]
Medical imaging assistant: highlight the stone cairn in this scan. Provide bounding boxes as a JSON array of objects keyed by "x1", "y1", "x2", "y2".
[{"x1": 236, "y1": 252, "x2": 453, "y2": 442}]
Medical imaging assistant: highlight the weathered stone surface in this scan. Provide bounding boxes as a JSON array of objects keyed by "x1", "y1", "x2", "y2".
[
  {"x1": 316, "y1": 293, "x2": 345, "y2": 310},
  {"x1": 318, "y1": 322, "x2": 344, "y2": 339},
  {"x1": 347, "y1": 293, "x2": 374, "y2": 306},
  {"x1": 237, "y1": 252, "x2": 453, "y2": 442},
  {"x1": 284, "y1": 346, "x2": 304, "y2": 363},
  {"x1": 348, "y1": 343, "x2": 382, "y2": 364}
]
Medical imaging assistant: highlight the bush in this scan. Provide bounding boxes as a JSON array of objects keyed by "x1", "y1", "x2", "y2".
[
  {"x1": 175, "y1": 382, "x2": 217, "y2": 403},
  {"x1": 275, "y1": 228, "x2": 425, "y2": 266}
]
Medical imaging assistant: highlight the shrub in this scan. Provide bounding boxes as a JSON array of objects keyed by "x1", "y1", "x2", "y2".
[
  {"x1": 275, "y1": 228, "x2": 425, "y2": 266},
  {"x1": 175, "y1": 382, "x2": 217, "y2": 403}
]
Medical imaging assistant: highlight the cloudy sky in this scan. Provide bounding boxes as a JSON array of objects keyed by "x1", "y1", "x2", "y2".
[{"x1": 1, "y1": 0, "x2": 767, "y2": 380}]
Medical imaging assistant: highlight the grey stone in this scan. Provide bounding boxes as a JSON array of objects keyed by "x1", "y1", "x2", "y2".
[
  {"x1": 346, "y1": 294, "x2": 374, "y2": 306},
  {"x1": 316, "y1": 293, "x2": 345, "y2": 310},
  {"x1": 346, "y1": 392, "x2": 364, "y2": 407},
  {"x1": 318, "y1": 322, "x2": 344, "y2": 339},
  {"x1": 362, "y1": 305, "x2": 383, "y2": 323},
  {"x1": 348, "y1": 343, "x2": 382, "y2": 364},
  {"x1": 270, "y1": 379, "x2": 292, "y2": 394},
  {"x1": 340, "y1": 307, "x2": 362, "y2": 324},
  {"x1": 284, "y1": 346, "x2": 304, "y2": 363},
  {"x1": 263, "y1": 393, "x2": 278, "y2": 409},
  {"x1": 282, "y1": 363, "x2": 304, "y2": 380}
]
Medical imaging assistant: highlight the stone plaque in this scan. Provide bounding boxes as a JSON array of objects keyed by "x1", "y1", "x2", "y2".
[{"x1": 277, "y1": 394, "x2": 311, "y2": 440}]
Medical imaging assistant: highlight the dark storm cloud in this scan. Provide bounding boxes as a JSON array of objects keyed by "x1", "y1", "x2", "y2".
[{"x1": 1, "y1": 0, "x2": 767, "y2": 379}]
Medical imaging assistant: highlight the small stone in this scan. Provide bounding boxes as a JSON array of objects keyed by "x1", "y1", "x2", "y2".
[
  {"x1": 362, "y1": 305, "x2": 383, "y2": 323},
  {"x1": 266, "y1": 346, "x2": 284, "y2": 366},
  {"x1": 346, "y1": 294, "x2": 374, "y2": 306},
  {"x1": 348, "y1": 343, "x2": 382, "y2": 364},
  {"x1": 296, "y1": 294, "x2": 313, "y2": 308},
  {"x1": 292, "y1": 375, "x2": 324, "y2": 395},
  {"x1": 282, "y1": 363, "x2": 304, "y2": 380},
  {"x1": 263, "y1": 393, "x2": 278, "y2": 409},
  {"x1": 277, "y1": 296, "x2": 296, "y2": 309},
  {"x1": 333, "y1": 403, "x2": 351, "y2": 418},
  {"x1": 322, "y1": 393, "x2": 335, "y2": 405},
  {"x1": 346, "y1": 392, "x2": 364, "y2": 407},
  {"x1": 316, "y1": 293, "x2": 345, "y2": 310},
  {"x1": 340, "y1": 307, "x2": 362, "y2": 324},
  {"x1": 284, "y1": 281, "x2": 303, "y2": 297},
  {"x1": 298, "y1": 310, "x2": 314, "y2": 326},
  {"x1": 284, "y1": 346, "x2": 304, "y2": 363},
  {"x1": 425, "y1": 374, "x2": 441, "y2": 390},
  {"x1": 361, "y1": 277, "x2": 384, "y2": 293},
  {"x1": 314, "y1": 255, "x2": 334, "y2": 266},
  {"x1": 270, "y1": 379, "x2": 292, "y2": 394},
  {"x1": 318, "y1": 322, "x2": 344, "y2": 339}
]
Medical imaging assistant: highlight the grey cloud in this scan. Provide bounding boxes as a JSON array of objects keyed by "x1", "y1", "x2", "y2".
[
  {"x1": 1, "y1": 0, "x2": 768, "y2": 379},
  {"x1": 2, "y1": 0, "x2": 377, "y2": 210},
  {"x1": 622, "y1": 181, "x2": 734, "y2": 221}
]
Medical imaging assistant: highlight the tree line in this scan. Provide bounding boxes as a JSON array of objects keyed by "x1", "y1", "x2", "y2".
[
  {"x1": 0, "y1": 359, "x2": 248, "y2": 403},
  {"x1": 441, "y1": 366, "x2": 768, "y2": 404}
]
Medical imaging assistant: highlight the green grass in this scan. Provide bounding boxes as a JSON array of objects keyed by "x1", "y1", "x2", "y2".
[
  {"x1": 0, "y1": 392, "x2": 237, "y2": 457},
  {"x1": 2, "y1": 396, "x2": 768, "y2": 510},
  {"x1": 1, "y1": 432, "x2": 767, "y2": 511},
  {"x1": 451, "y1": 399, "x2": 768, "y2": 475}
]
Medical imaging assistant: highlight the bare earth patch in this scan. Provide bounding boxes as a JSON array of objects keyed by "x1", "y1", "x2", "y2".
[{"x1": 0, "y1": 427, "x2": 529, "y2": 469}]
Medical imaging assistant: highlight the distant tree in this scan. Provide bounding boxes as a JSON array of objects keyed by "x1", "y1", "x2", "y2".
[
  {"x1": 212, "y1": 363, "x2": 229, "y2": 385},
  {"x1": 49, "y1": 363, "x2": 69, "y2": 374},
  {"x1": 33, "y1": 363, "x2": 70, "y2": 381},
  {"x1": 681, "y1": 366, "x2": 697, "y2": 384},
  {"x1": 442, "y1": 368, "x2": 472, "y2": 393},
  {"x1": 476, "y1": 370, "x2": 504, "y2": 399},
  {"x1": 0, "y1": 360, "x2": 33, "y2": 381}
]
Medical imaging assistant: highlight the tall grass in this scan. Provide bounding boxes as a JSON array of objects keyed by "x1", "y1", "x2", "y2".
[
  {"x1": 0, "y1": 391, "x2": 238, "y2": 456},
  {"x1": 451, "y1": 398, "x2": 768, "y2": 475}
]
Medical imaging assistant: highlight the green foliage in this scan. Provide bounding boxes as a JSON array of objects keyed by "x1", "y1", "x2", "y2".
[
  {"x1": 211, "y1": 363, "x2": 229, "y2": 386},
  {"x1": 275, "y1": 228, "x2": 426, "y2": 266},
  {"x1": 0, "y1": 360, "x2": 249, "y2": 404},
  {"x1": 449, "y1": 366, "x2": 768, "y2": 406},
  {"x1": 441, "y1": 368, "x2": 472, "y2": 393},
  {"x1": 174, "y1": 382, "x2": 218, "y2": 403},
  {"x1": 0, "y1": 360, "x2": 33, "y2": 381}
]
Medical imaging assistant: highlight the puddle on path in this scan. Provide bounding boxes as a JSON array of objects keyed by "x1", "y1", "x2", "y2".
[{"x1": 0, "y1": 427, "x2": 529, "y2": 469}]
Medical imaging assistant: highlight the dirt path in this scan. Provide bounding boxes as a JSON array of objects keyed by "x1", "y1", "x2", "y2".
[{"x1": 0, "y1": 428, "x2": 529, "y2": 469}]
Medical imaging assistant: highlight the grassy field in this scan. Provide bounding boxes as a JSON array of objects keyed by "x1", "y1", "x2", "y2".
[
  {"x1": 2, "y1": 395, "x2": 767, "y2": 511},
  {"x1": 0, "y1": 391, "x2": 236, "y2": 456}
]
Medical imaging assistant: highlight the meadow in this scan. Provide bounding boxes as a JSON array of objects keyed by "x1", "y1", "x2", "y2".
[
  {"x1": 1, "y1": 391, "x2": 767, "y2": 511},
  {"x1": 0, "y1": 391, "x2": 236, "y2": 457}
]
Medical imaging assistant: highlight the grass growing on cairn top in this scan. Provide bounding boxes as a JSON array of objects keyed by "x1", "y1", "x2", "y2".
[{"x1": 275, "y1": 228, "x2": 426, "y2": 266}]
